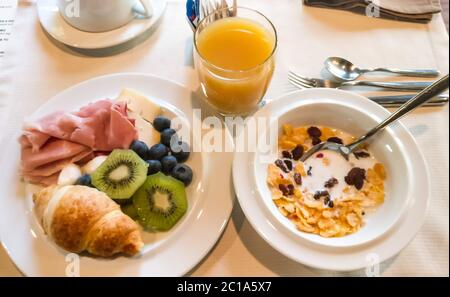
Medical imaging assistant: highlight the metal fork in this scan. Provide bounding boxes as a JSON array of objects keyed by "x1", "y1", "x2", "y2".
[
  {"x1": 288, "y1": 71, "x2": 432, "y2": 91},
  {"x1": 199, "y1": 0, "x2": 237, "y2": 26}
]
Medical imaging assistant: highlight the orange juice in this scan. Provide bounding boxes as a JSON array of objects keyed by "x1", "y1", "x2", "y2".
[{"x1": 195, "y1": 15, "x2": 276, "y2": 115}]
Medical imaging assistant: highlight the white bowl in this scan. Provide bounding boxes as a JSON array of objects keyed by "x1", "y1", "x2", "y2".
[
  {"x1": 253, "y1": 100, "x2": 411, "y2": 247},
  {"x1": 233, "y1": 88, "x2": 430, "y2": 270}
]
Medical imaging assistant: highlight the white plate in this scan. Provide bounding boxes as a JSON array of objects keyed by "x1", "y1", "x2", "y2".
[
  {"x1": 37, "y1": 0, "x2": 167, "y2": 50},
  {"x1": 233, "y1": 88, "x2": 430, "y2": 271},
  {"x1": 0, "y1": 73, "x2": 234, "y2": 276}
]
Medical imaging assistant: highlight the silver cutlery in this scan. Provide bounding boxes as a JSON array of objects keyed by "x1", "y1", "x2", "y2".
[
  {"x1": 300, "y1": 75, "x2": 450, "y2": 162},
  {"x1": 188, "y1": 0, "x2": 237, "y2": 31},
  {"x1": 288, "y1": 71, "x2": 432, "y2": 91},
  {"x1": 324, "y1": 57, "x2": 440, "y2": 81},
  {"x1": 205, "y1": 0, "x2": 237, "y2": 20},
  {"x1": 369, "y1": 94, "x2": 448, "y2": 107}
]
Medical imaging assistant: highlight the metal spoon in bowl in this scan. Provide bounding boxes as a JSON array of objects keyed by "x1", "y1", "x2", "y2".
[
  {"x1": 300, "y1": 74, "x2": 449, "y2": 162},
  {"x1": 324, "y1": 57, "x2": 440, "y2": 81}
]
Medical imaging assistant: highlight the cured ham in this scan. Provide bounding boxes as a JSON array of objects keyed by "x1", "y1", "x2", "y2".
[{"x1": 20, "y1": 100, "x2": 137, "y2": 185}]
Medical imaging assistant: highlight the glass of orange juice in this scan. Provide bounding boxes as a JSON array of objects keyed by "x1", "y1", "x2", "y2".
[{"x1": 194, "y1": 7, "x2": 277, "y2": 116}]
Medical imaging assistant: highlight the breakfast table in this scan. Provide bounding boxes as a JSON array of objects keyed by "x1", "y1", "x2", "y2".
[{"x1": 0, "y1": 0, "x2": 448, "y2": 276}]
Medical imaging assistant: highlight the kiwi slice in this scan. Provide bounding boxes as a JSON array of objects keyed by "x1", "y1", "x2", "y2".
[
  {"x1": 92, "y1": 149, "x2": 148, "y2": 199},
  {"x1": 132, "y1": 172, "x2": 187, "y2": 231},
  {"x1": 114, "y1": 198, "x2": 131, "y2": 205},
  {"x1": 121, "y1": 203, "x2": 139, "y2": 220}
]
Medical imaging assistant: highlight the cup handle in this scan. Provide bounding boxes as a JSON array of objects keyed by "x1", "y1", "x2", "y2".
[{"x1": 136, "y1": 0, "x2": 153, "y2": 18}]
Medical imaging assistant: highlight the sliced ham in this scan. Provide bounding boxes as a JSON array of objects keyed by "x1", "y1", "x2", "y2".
[
  {"x1": 23, "y1": 100, "x2": 136, "y2": 151},
  {"x1": 20, "y1": 100, "x2": 137, "y2": 186},
  {"x1": 21, "y1": 138, "x2": 91, "y2": 172},
  {"x1": 25, "y1": 173, "x2": 59, "y2": 186},
  {"x1": 23, "y1": 148, "x2": 92, "y2": 177}
]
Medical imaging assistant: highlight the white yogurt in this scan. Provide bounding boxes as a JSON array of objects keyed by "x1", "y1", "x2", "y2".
[{"x1": 301, "y1": 149, "x2": 377, "y2": 201}]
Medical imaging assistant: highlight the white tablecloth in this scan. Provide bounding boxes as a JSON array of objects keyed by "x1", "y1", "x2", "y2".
[{"x1": 0, "y1": 0, "x2": 448, "y2": 276}]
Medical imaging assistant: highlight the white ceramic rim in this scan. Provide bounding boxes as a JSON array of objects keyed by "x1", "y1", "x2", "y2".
[
  {"x1": 0, "y1": 73, "x2": 235, "y2": 276},
  {"x1": 233, "y1": 88, "x2": 430, "y2": 271}
]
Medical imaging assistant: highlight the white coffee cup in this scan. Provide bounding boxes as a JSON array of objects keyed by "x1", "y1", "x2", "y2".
[{"x1": 58, "y1": 0, "x2": 153, "y2": 33}]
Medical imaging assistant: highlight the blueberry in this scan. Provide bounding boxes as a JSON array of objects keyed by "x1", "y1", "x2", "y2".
[
  {"x1": 146, "y1": 160, "x2": 162, "y2": 175},
  {"x1": 130, "y1": 140, "x2": 149, "y2": 159},
  {"x1": 171, "y1": 164, "x2": 193, "y2": 186},
  {"x1": 75, "y1": 174, "x2": 94, "y2": 187},
  {"x1": 153, "y1": 116, "x2": 171, "y2": 132},
  {"x1": 160, "y1": 128, "x2": 177, "y2": 147},
  {"x1": 148, "y1": 143, "x2": 168, "y2": 160},
  {"x1": 171, "y1": 141, "x2": 190, "y2": 163},
  {"x1": 161, "y1": 155, "x2": 178, "y2": 174}
]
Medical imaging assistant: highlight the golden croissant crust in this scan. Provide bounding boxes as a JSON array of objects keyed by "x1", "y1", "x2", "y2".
[{"x1": 33, "y1": 185, "x2": 143, "y2": 257}]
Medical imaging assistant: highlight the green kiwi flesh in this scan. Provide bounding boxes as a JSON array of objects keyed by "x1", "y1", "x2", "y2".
[
  {"x1": 132, "y1": 172, "x2": 187, "y2": 231},
  {"x1": 121, "y1": 203, "x2": 139, "y2": 220},
  {"x1": 92, "y1": 149, "x2": 148, "y2": 199}
]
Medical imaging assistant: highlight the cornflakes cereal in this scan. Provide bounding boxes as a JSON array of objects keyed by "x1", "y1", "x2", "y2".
[{"x1": 267, "y1": 125, "x2": 386, "y2": 237}]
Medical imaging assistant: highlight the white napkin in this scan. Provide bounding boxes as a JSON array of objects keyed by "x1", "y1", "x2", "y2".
[{"x1": 304, "y1": 0, "x2": 442, "y2": 23}]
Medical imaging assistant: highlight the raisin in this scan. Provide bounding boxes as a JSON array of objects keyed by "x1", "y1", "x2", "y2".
[
  {"x1": 354, "y1": 151, "x2": 370, "y2": 159},
  {"x1": 282, "y1": 151, "x2": 292, "y2": 159},
  {"x1": 291, "y1": 145, "x2": 304, "y2": 161},
  {"x1": 313, "y1": 191, "x2": 322, "y2": 200},
  {"x1": 287, "y1": 184, "x2": 295, "y2": 195},
  {"x1": 275, "y1": 159, "x2": 288, "y2": 173},
  {"x1": 344, "y1": 176, "x2": 352, "y2": 185},
  {"x1": 328, "y1": 200, "x2": 334, "y2": 208},
  {"x1": 307, "y1": 126, "x2": 322, "y2": 138},
  {"x1": 344, "y1": 167, "x2": 366, "y2": 190},
  {"x1": 313, "y1": 190, "x2": 330, "y2": 200},
  {"x1": 345, "y1": 167, "x2": 366, "y2": 181},
  {"x1": 354, "y1": 178, "x2": 364, "y2": 190},
  {"x1": 327, "y1": 137, "x2": 343, "y2": 144},
  {"x1": 294, "y1": 173, "x2": 302, "y2": 185},
  {"x1": 324, "y1": 177, "x2": 339, "y2": 188},
  {"x1": 323, "y1": 196, "x2": 330, "y2": 205},
  {"x1": 284, "y1": 159, "x2": 293, "y2": 171},
  {"x1": 312, "y1": 137, "x2": 321, "y2": 145},
  {"x1": 279, "y1": 184, "x2": 289, "y2": 196}
]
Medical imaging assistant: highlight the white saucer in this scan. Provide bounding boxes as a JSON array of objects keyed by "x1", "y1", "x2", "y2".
[{"x1": 37, "y1": 0, "x2": 167, "y2": 50}]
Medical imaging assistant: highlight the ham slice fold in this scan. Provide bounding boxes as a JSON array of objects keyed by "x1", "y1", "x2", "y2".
[{"x1": 20, "y1": 100, "x2": 137, "y2": 186}]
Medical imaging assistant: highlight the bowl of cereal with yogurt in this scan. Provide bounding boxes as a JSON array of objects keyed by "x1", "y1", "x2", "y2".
[
  {"x1": 234, "y1": 88, "x2": 430, "y2": 269},
  {"x1": 267, "y1": 124, "x2": 386, "y2": 238},
  {"x1": 248, "y1": 92, "x2": 426, "y2": 249}
]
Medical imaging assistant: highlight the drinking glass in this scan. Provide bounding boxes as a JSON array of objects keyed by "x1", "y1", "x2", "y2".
[{"x1": 194, "y1": 7, "x2": 277, "y2": 116}]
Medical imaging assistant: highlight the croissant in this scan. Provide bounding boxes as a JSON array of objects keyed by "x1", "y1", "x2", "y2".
[{"x1": 33, "y1": 185, "x2": 143, "y2": 257}]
